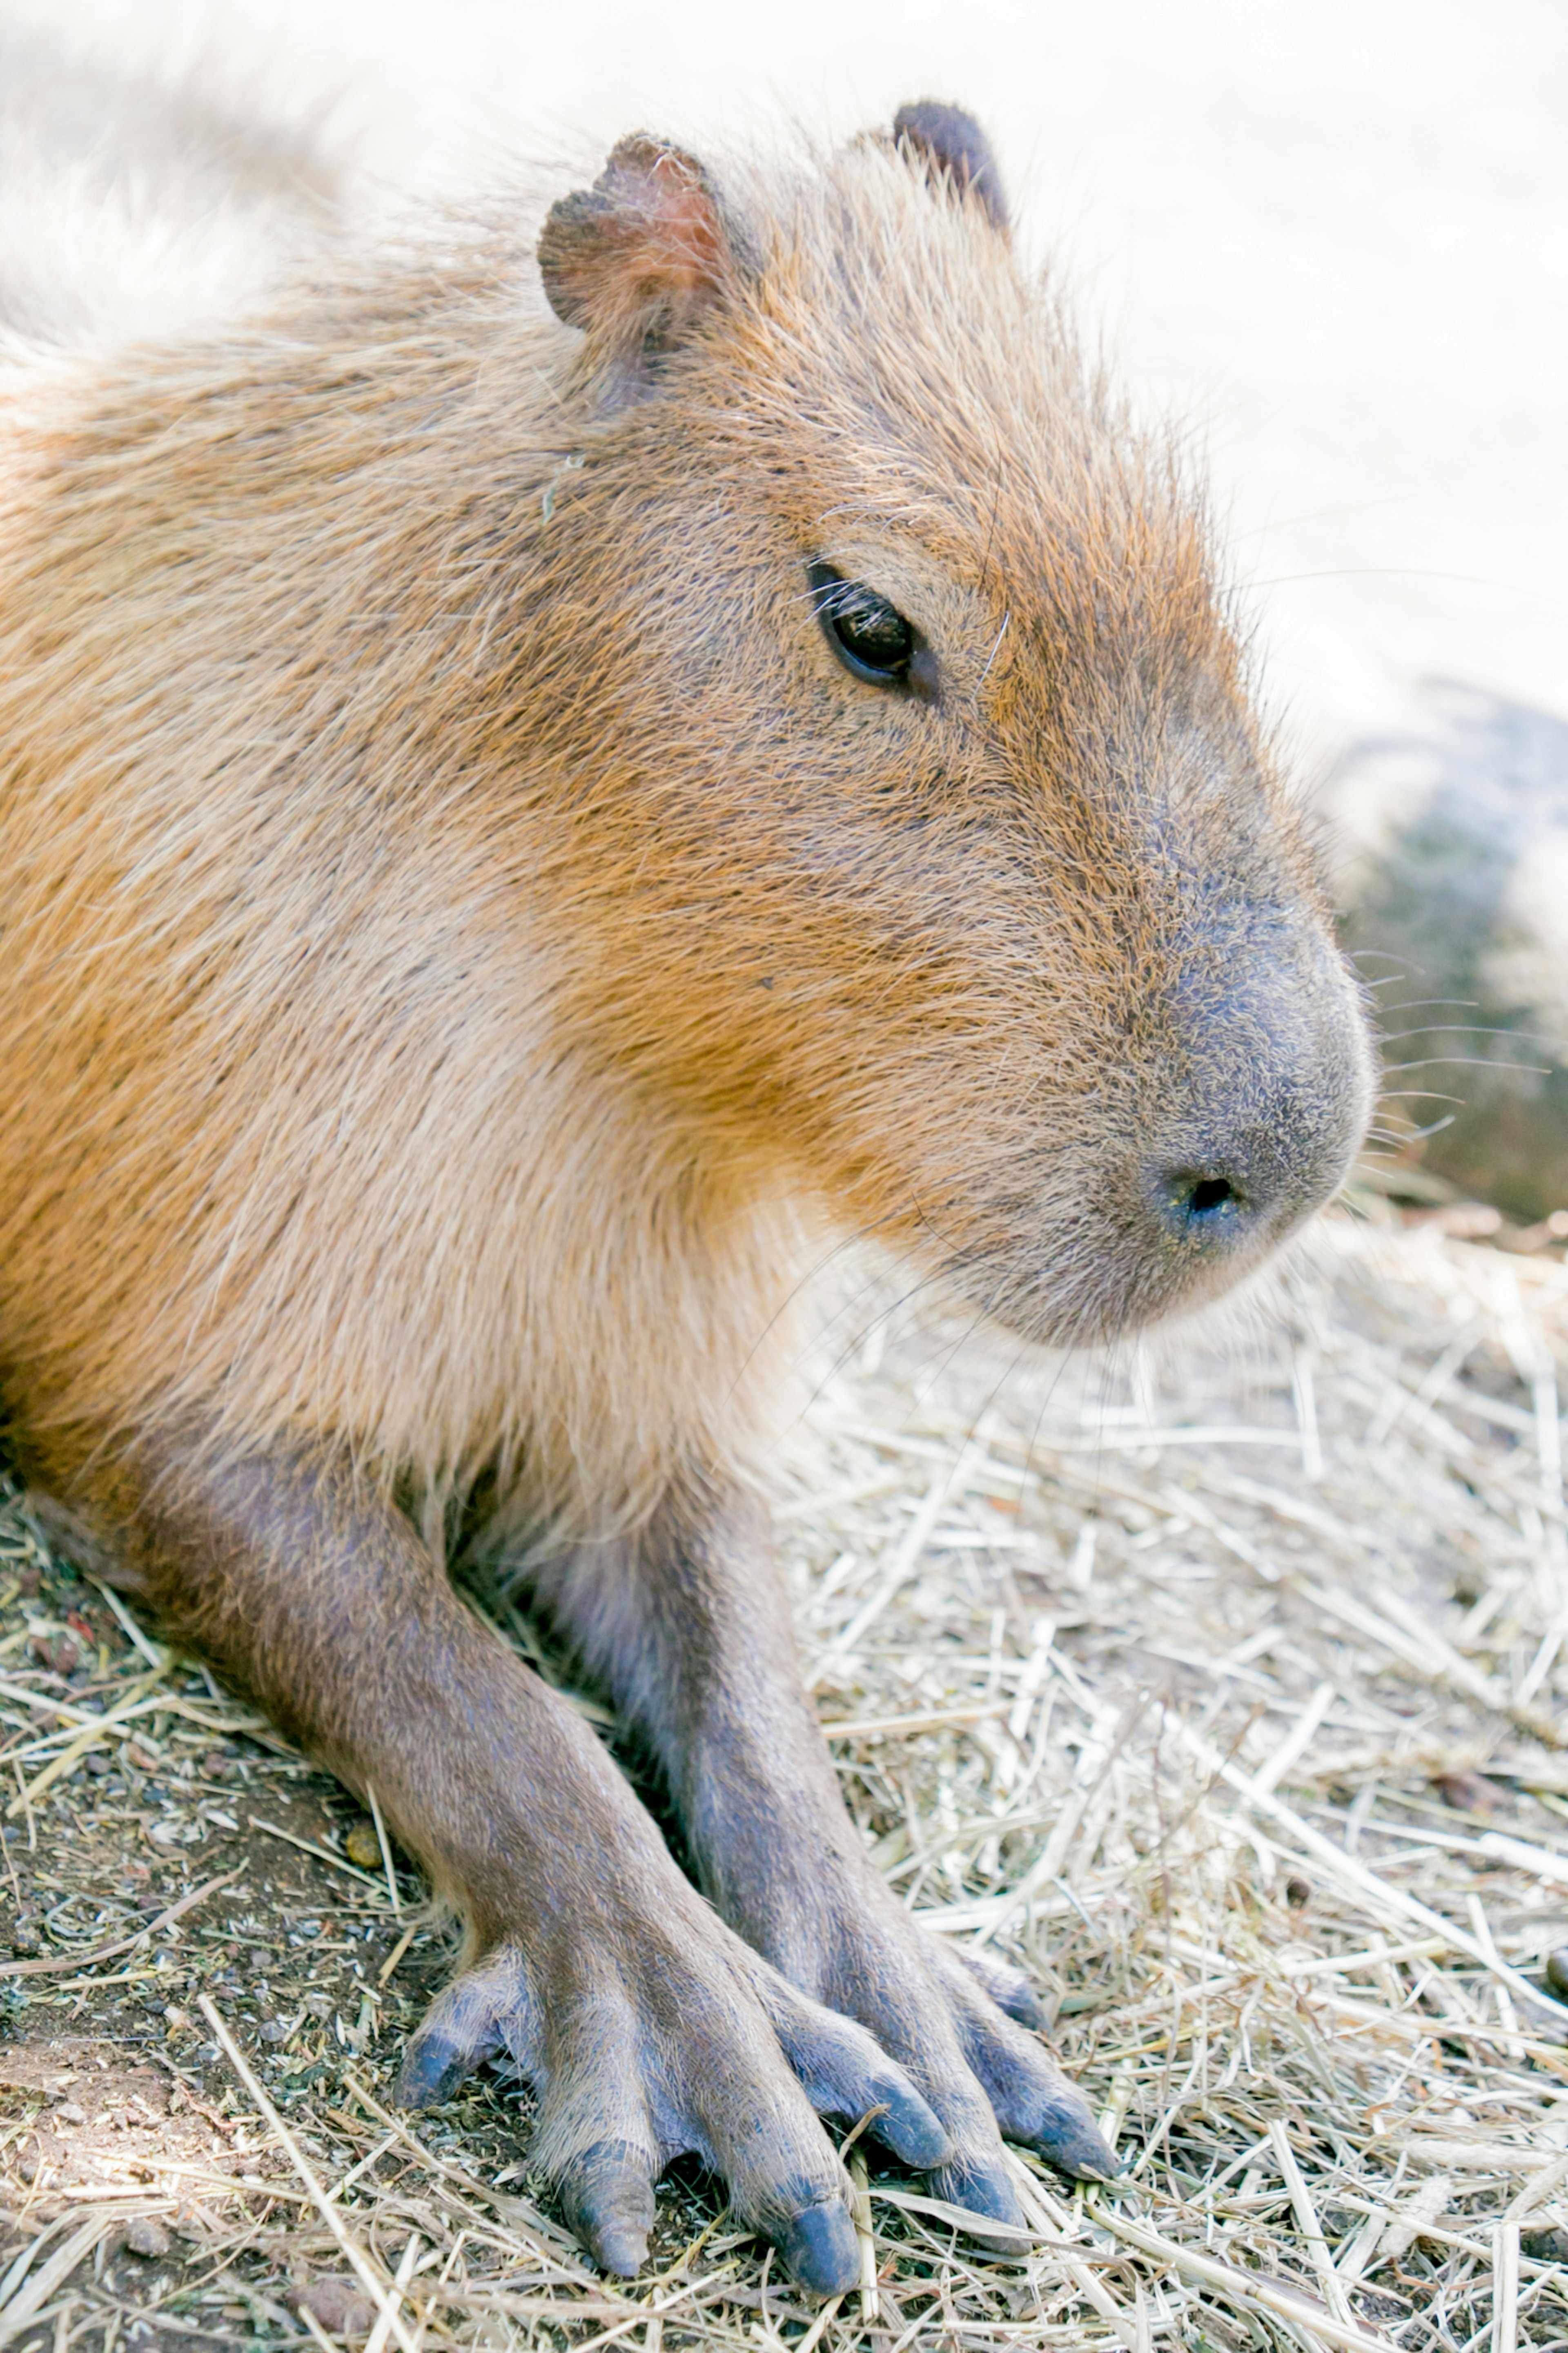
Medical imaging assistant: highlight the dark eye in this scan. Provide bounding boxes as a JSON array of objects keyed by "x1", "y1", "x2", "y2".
[{"x1": 807, "y1": 561, "x2": 915, "y2": 687}]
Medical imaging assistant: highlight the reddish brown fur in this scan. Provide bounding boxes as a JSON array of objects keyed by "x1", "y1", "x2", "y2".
[{"x1": 0, "y1": 91, "x2": 1371, "y2": 2288}]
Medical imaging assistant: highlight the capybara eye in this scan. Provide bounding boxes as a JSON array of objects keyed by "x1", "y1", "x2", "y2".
[{"x1": 807, "y1": 562, "x2": 916, "y2": 688}]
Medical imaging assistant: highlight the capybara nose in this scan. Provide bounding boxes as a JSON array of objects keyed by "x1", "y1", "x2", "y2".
[{"x1": 1137, "y1": 950, "x2": 1373, "y2": 1277}]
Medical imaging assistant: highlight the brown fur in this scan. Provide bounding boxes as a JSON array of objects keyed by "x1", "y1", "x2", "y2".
[{"x1": 0, "y1": 85, "x2": 1371, "y2": 2288}]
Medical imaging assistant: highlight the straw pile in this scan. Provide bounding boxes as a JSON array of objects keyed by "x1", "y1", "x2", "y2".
[{"x1": 2, "y1": 1185, "x2": 1567, "y2": 2353}]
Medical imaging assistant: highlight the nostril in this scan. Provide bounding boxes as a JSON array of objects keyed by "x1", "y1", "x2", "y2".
[
  {"x1": 1188, "y1": 1176, "x2": 1237, "y2": 1217},
  {"x1": 1162, "y1": 1169, "x2": 1247, "y2": 1230}
]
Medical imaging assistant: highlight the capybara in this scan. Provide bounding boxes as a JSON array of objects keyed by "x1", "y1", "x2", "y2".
[
  {"x1": 1326, "y1": 682, "x2": 1568, "y2": 1224},
  {"x1": 0, "y1": 73, "x2": 1372, "y2": 2292}
]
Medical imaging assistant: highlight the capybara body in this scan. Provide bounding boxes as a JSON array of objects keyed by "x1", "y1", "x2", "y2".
[
  {"x1": 0, "y1": 77, "x2": 1372, "y2": 2289},
  {"x1": 1327, "y1": 684, "x2": 1568, "y2": 1224}
]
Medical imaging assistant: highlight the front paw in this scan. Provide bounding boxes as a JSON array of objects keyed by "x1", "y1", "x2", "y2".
[
  {"x1": 757, "y1": 1886, "x2": 1119, "y2": 2234},
  {"x1": 392, "y1": 1902, "x2": 948, "y2": 2292}
]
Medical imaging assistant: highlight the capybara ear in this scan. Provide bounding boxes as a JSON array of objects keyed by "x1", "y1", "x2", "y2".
[
  {"x1": 538, "y1": 136, "x2": 742, "y2": 401},
  {"x1": 892, "y1": 102, "x2": 1009, "y2": 234}
]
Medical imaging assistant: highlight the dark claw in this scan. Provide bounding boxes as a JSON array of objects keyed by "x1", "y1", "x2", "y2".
[
  {"x1": 775, "y1": 2199, "x2": 860, "y2": 2297},
  {"x1": 931, "y1": 2155, "x2": 1026, "y2": 2235},
  {"x1": 559, "y1": 2143, "x2": 657, "y2": 2278},
  {"x1": 959, "y1": 1952, "x2": 1044, "y2": 2029},
  {"x1": 991, "y1": 1978, "x2": 1043, "y2": 2029},
  {"x1": 1028, "y1": 2098, "x2": 1122, "y2": 2182},
  {"x1": 397, "y1": 1969, "x2": 512, "y2": 2109},
  {"x1": 395, "y1": 2029, "x2": 474, "y2": 2110},
  {"x1": 866, "y1": 2081, "x2": 950, "y2": 2170}
]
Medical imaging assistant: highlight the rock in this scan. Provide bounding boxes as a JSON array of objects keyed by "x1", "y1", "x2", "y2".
[
  {"x1": 1325, "y1": 682, "x2": 1568, "y2": 1223},
  {"x1": 287, "y1": 2279, "x2": 377, "y2": 2337},
  {"x1": 1432, "y1": 1771, "x2": 1502, "y2": 1816},
  {"x1": 123, "y1": 2216, "x2": 172, "y2": 2258},
  {"x1": 29, "y1": 1631, "x2": 79, "y2": 1675},
  {"x1": 344, "y1": 1820, "x2": 383, "y2": 1869}
]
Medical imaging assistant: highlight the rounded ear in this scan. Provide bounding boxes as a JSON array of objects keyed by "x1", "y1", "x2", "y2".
[
  {"x1": 892, "y1": 102, "x2": 1009, "y2": 234},
  {"x1": 538, "y1": 136, "x2": 744, "y2": 404}
]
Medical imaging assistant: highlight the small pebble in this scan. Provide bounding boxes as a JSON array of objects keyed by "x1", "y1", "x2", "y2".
[
  {"x1": 344, "y1": 1821, "x2": 382, "y2": 1869},
  {"x1": 29, "y1": 1632, "x2": 79, "y2": 1675},
  {"x1": 122, "y1": 2217, "x2": 172, "y2": 2259},
  {"x1": 56, "y1": 2099, "x2": 87, "y2": 2126},
  {"x1": 1432, "y1": 1771, "x2": 1500, "y2": 1816},
  {"x1": 288, "y1": 2281, "x2": 376, "y2": 2336}
]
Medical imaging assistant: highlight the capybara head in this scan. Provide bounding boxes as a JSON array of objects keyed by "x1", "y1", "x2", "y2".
[{"x1": 529, "y1": 105, "x2": 1374, "y2": 1347}]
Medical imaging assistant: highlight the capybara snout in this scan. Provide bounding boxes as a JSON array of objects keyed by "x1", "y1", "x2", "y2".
[
  {"x1": 1129, "y1": 944, "x2": 1371, "y2": 1319},
  {"x1": 915, "y1": 906, "x2": 1370, "y2": 1350}
]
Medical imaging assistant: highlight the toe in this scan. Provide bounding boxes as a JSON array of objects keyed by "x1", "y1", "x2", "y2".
[
  {"x1": 775, "y1": 2197, "x2": 860, "y2": 2297},
  {"x1": 954, "y1": 1949, "x2": 1044, "y2": 2029},
  {"x1": 396, "y1": 1964, "x2": 515, "y2": 2108},
  {"x1": 945, "y1": 1980, "x2": 1118, "y2": 2179},
  {"x1": 1026, "y1": 2094, "x2": 1121, "y2": 2182},
  {"x1": 559, "y1": 2142, "x2": 658, "y2": 2277},
  {"x1": 864, "y1": 2070, "x2": 951, "y2": 2169},
  {"x1": 763, "y1": 1981, "x2": 950, "y2": 2169},
  {"x1": 931, "y1": 2152, "x2": 1027, "y2": 2236}
]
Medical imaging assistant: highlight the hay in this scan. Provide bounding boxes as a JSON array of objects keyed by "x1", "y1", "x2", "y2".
[{"x1": 4, "y1": 1189, "x2": 1568, "y2": 2351}]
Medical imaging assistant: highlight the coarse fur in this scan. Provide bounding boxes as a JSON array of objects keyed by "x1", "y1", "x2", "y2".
[{"x1": 0, "y1": 60, "x2": 1373, "y2": 2291}]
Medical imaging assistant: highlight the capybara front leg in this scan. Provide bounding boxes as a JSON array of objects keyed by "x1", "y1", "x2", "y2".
[
  {"x1": 531, "y1": 1482, "x2": 1119, "y2": 2235},
  {"x1": 102, "y1": 1448, "x2": 946, "y2": 2290}
]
